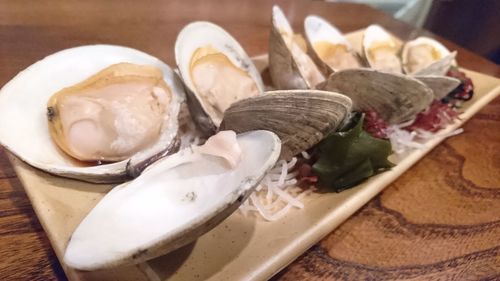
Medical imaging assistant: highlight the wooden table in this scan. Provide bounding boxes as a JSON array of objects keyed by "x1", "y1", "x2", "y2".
[{"x1": 0, "y1": 1, "x2": 499, "y2": 280}]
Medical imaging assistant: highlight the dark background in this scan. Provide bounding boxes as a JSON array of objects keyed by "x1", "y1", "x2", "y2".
[{"x1": 424, "y1": 0, "x2": 500, "y2": 64}]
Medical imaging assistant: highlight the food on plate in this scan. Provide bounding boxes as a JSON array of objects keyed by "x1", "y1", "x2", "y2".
[
  {"x1": 175, "y1": 21, "x2": 264, "y2": 136},
  {"x1": 64, "y1": 130, "x2": 281, "y2": 270},
  {"x1": 402, "y1": 36, "x2": 453, "y2": 74},
  {"x1": 415, "y1": 75, "x2": 461, "y2": 100},
  {"x1": 47, "y1": 63, "x2": 172, "y2": 163},
  {"x1": 269, "y1": 5, "x2": 325, "y2": 89},
  {"x1": 317, "y1": 68, "x2": 434, "y2": 124},
  {"x1": 304, "y1": 16, "x2": 457, "y2": 77},
  {"x1": 193, "y1": 130, "x2": 242, "y2": 168},
  {"x1": 0, "y1": 45, "x2": 184, "y2": 183},
  {"x1": 412, "y1": 51, "x2": 457, "y2": 76},
  {"x1": 304, "y1": 15, "x2": 362, "y2": 74},
  {"x1": 444, "y1": 66, "x2": 474, "y2": 104},
  {"x1": 311, "y1": 112, "x2": 393, "y2": 191},
  {"x1": 0, "y1": 5, "x2": 479, "y2": 271},
  {"x1": 362, "y1": 24, "x2": 403, "y2": 73},
  {"x1": 244, "y1": 8, "x2": 474, "y2": 220},
  {"x1": 220, "y1": 90, "x2": 352, "y2": 159}
]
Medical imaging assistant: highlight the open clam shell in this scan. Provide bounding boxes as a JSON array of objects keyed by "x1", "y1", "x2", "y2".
[
  {"x1": 64, "y1": 130, "x2": 281, "y2": 270},
  {"x1": 304, "y1": 15, "x2": 362, "y2": 74},
  {"x1": 362, "y1": 24, "x2": 403, "y2": 73},
  {"x1": 0, "y1": 45, "x2": 184, "y2": 183},
  {"x1": 269, "y1": 5, "x2": 325, "y2": 89},
  {"x1": 413, "y1": 51, "x2": 457, "y2": 76},
  {"x1": 317, "y1": 68, "x2": 433, "y2": 124},
  {"x1": 220, "y1": 90, "x2": 352, "y2": 159},
  {"x1": 175, "y1": 21, "x2": 264, "y2": 136},
  {"x1": 402, "y1": 36, "x2": 453, "y2": 75}
]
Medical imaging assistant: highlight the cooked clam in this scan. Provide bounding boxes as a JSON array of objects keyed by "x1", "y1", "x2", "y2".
[
  {"x1": 175, "y1": 21, "x2": 264, "y2": 136},
  {"x1": 48, "y1": 63, "x2": 171, "y2": 163},
  {"x1": 362, "y1": 24, "x2": 403, "y2": 73},
  {"x1": 64, "y1": 130, "x2": 281, "y2": 270},
  {"x1": 304, "y1": 15, "x2": 362, "y2": 74},
  {"x1": 269, "y1": 5, "x2": 325, "y2": 89},
  {"x1": 402, "y1": 37, "x2": 453, "y2": 74},
  {"x1": 317, "y1": 68, "x2": 433, "y2": 124},
  {"x1": 220, "y1": 90, "x2": 352, "y2": 159},
  {"x1": 415, "y1": 75, "x2": 461, "y2": 100},
  {"x1": 0, "y1": 45, "x2": 184, "y2": 183},
  {"x1": 413, "y1": 51, "x2": 457, "y2": 76}
]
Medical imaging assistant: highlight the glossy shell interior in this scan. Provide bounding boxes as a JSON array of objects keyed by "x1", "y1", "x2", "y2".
[{"x1": 0, "y1": 45, "x2": 184, "y2": 183}]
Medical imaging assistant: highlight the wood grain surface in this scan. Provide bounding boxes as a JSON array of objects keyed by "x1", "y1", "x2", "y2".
[
  {"x1": 274, "y1": 97, "x2": 500, "y2": 281},
  {"x1": 0, "y1": 1, "x2": 499, "y2": 280}
]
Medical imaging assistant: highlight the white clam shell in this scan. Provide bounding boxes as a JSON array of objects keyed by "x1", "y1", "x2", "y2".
[
  {"x1": 304, "y1": 15, "x2": 359, "y2": 73},
  {"x1": 305, "y1": 15, "x2": 351, "y2": 48},
  {"x1": 220, "y1": 90, "x2": 352, "y2": 159},
  {"x1": 64, "y1": 130, "x2": 281, "y2": 270},
  {"x1": 0, "y1": 45, "x2": 184, "y2": 183},
  {"x1": 318, "y1": 68, "x2": 434, "y2": 124},
  {"x1": 272, "y1": 5, "x2": 293, "y2": 33},
  {"x1": 415, "y1": 75, "x2": 461, "y2": 100},
  {"x1": 269, "y1": 5, "x2": 325, "y2": 89},
  {"x1": 362, "y1": 24, "x2": 403, "y2": 73},
  {"x1": 175, "y1": 21, "x2": 264, "y2": 134},
  {"x1": 402, "y1": 36, "x2": 452, "y2": 74},
  {"x1": 413, "y1": 51, "x2": 457, "y2": 77}
]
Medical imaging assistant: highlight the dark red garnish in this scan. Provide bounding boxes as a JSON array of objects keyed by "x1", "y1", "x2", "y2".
[
  {"x1": 363, "y1": 110, "x2": 388, "y2": 139},
  {"x1": 404, "y1": 101, "x2": 459, "y2": 132},
  {"x1": 445, "y1": 67, "x2": 474, "y2": 103},
  {"x1": 401, "y1": 67, "x2": 471, "y2": 132},
  {"x1": 296, "y1": 163, "x2": 318, "y2": 183}
]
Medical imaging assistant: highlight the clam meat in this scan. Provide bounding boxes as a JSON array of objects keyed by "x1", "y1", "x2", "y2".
[
  {"x1": 304, "y1": 15, "x2": 361, "y2": 74},
  {"x1": 175, "y1": 21, "x2": 264, "y2": 135},
  {"x1": 269, "y1": 5, "x2": 325, "y2": 89},
  {"x1": 413, "y1": 51, "x2": 457, "y2": 77},
  {"x1": 362, "y1": 24, "x2": 403, "y2": 73},
  {"x1": 402, "y1": 36, "x2": 453, "y2": 74},
  {"x1": 47, "y1": 63, "x2": 172, "y2": 163},
  {"x1": 0, "y1": 45, "x2": 184, "y2": 183}
]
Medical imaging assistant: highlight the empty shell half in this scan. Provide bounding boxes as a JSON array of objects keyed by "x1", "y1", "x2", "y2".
[{"x1": 64, "y1": 130, "x2": 281, "y2": 270}]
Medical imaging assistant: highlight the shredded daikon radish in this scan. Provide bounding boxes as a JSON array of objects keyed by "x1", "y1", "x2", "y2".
[
  {"x1": 416, "y1": 128, "x2": 464, "y2": 139},
  {"x1": 387, "y1": 125, "x2": 425, "y2": 154},
  {"x1": 387, "y1": 124, "x2": 464, "y2": 154},
  {"x1": 239, "y1": 156, "x2": 313, "y2": 221}
]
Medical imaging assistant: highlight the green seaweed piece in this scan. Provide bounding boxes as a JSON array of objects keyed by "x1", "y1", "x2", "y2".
[{"x1": 312, "y1": 113, "x2": 393, "y2": 192}]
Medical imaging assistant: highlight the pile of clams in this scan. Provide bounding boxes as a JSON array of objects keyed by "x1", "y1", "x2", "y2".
[
  {"x1": 0, "y1": 4, "x2": 462, "y2": 271},
  {"x1": 269, "y1": 6, "x2": 460, "y2": 125}
]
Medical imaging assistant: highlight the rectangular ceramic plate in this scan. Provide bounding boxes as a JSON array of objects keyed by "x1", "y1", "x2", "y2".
[{"x1": 8, "y1": 30, "x2": 500, "y2": 281}]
